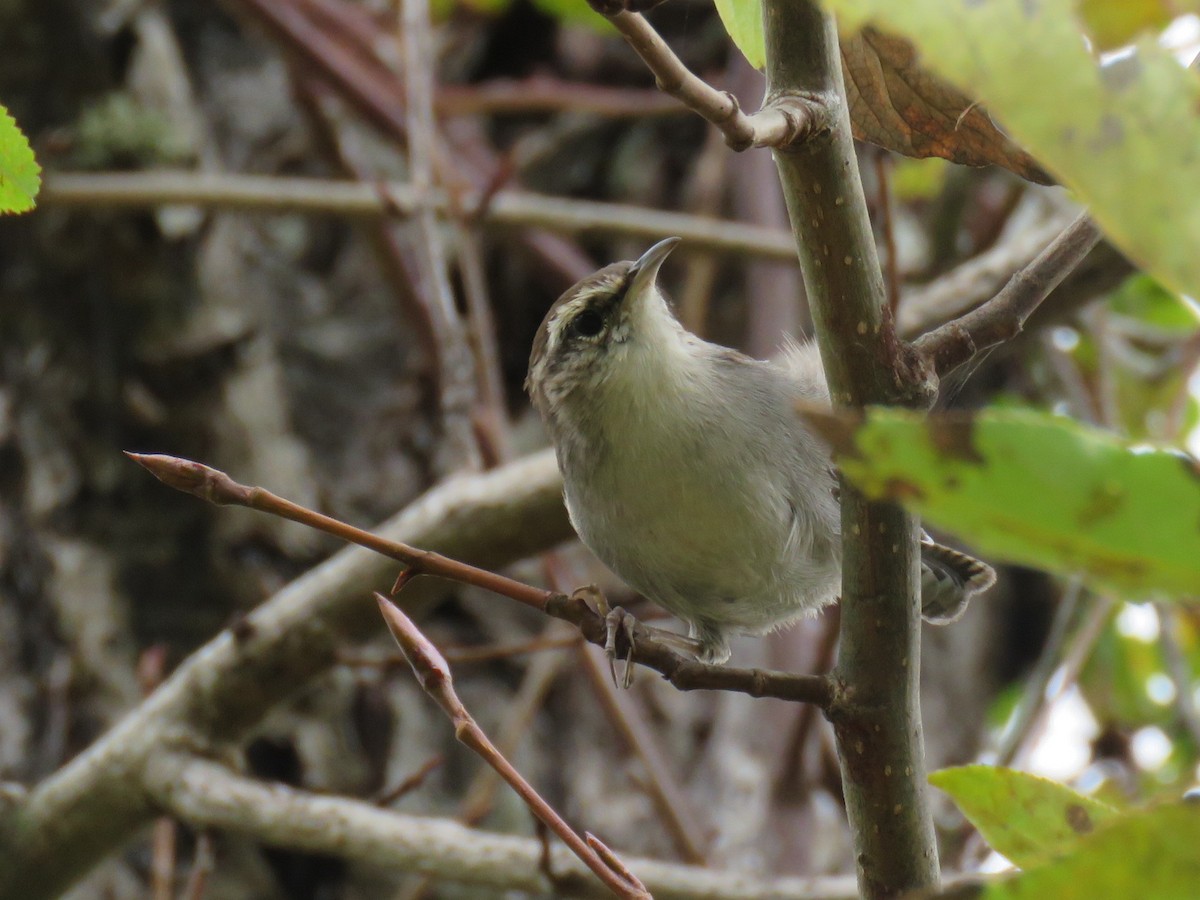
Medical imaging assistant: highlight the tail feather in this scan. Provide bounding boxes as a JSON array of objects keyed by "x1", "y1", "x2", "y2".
[{"x1": 919, "y1": 540, "x2": 996, "y2": 624}]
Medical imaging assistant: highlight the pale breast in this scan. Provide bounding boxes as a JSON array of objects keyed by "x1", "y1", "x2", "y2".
[{"x1": 561, "y1": 399, "x2": 839, "y2": 631}]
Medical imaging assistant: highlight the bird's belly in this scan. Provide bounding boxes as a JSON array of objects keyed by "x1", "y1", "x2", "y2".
[{"x1": 565, "y1": 463, "x2": 839, "y2": 632}]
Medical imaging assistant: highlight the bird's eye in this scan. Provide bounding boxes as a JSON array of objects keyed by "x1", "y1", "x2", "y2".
[{"x1": 571, "y1": 310, "x2": 605, "y2": 338}]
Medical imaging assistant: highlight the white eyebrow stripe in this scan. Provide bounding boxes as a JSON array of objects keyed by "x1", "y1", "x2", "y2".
[{"x1": 546, "y1": 289, "x2": 608, "y2": 343}]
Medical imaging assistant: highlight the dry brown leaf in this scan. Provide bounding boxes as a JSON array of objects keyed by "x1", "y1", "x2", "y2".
[{"x1": 842, "y1": 27, "x2": 1054, "y2": 184}]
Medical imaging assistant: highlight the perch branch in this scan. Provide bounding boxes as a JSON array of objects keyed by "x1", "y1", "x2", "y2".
[
  {"x1": 375, "y1": 595, "x2": 649, "y2": 899},
  {"x1": 762, "y1": 3, "x2": 939, "y2": 896},
  {"x1": 126, "y1": 452, "x2": 836, "y2": 708},
  {"x1": 0, "y1": 450, "x2": 572, "y2": 900}
]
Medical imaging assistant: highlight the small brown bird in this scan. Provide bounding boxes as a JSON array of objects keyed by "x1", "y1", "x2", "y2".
[{"x1": 527, "y1": 238, "x2": 995, "y2": 663}]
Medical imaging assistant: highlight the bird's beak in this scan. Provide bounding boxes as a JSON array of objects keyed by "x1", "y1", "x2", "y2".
[{"x1": 627, "y1": 236, "x2": 680, "y2": 298}]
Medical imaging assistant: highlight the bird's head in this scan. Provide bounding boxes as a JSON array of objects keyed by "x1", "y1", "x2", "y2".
[{"x1": 525, "y1": 237, "x2": 682, "y2": 420}]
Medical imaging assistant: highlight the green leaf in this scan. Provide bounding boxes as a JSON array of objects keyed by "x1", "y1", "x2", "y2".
[
  {"x1": 822, "y1": 0, "x2": 1200, "y2": 300},
  {"x1": 891, "y1": 157, "x2": 948, "y2": 201},
  {"x1": 801, "y1": 406, "x2": 1200, "y2": 599},
  {"x1": 930, "y1": 765, "x2": 1117, "y2": 866},
  {"x1": 1078, "y1": 0, "x2": 1177, "y2": 50},
  {"x1": 531, "y1": 0, "x2": 610, "y2": 29},
  {"x1": 982, "y1": 803, "x2": 1200, "y2": 899},
  {"x1": 1108, "y1": 275, "x2": 1200, "y2": 338},
  {"x1": 0, "y1": 103, "x2": 40, "y2": 214},
  {"x1": 713, "y1": 0, "x2": 764, "y2": 69}
]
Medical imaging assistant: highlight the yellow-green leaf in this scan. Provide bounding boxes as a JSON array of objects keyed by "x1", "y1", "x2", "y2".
[
  {"x1": 983, "y1": 803, "x2": 1200, "y2": 899},
  {"x1": 930, "y1": 765, "x2": 1117, "y2": 866},
  {"x1": 823, "y1": 0, "x2": 1200, "y2": 300},
  {"x1": 801, "y1": 406, "x2": 1200, "y2": 599},
  {"x1": 713, "y1": 0, "x2": 764, "y2": 69},
  {"x1": 1079, "y1": 0, "x2": 1175, "y2": 50},
  {"x1": 0, "y1": 104, "x2": 40, "y2": 214}
]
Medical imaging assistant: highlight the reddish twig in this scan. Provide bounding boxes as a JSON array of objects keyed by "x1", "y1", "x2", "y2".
[
  {"x1": 142, "y1": 646, "x2": 178, "y2": 900},
  {"x1": 227, "y1": 0, "x2": 593, "y2": 287},
  {"x1": 374, "y1": 594, "x2": 651, "y2": 899},
  {"x1": 374, "y1": 754, "x2": 444, "y2": 806},
  {"x1": 180, "y1": 831, "x2": 215, "y2": 900},
  {"x1": 149, "y1": 818, "x2": 176, "y2": 900},
  {"x1": 435, "y1": 79, "x2": 686, "y2": 118},
  {"x1": 128, "y1": 452, "x2": 836, "y2": 707},
  {"x1": 341, "y1": 635, "x2": 583, "y2": 669}
]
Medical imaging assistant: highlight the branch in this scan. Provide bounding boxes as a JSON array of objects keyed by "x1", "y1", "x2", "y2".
[
  {"x1": 125, "y1": 452, "x2": 836, "y2": 708},
  {"x1": 915, "y1": 212, "x2": 1104, "y2": 378},
  {"x1": 42, "y1": 172, "x2": 800, "y2": 260},
  {"x1": 375, "y1": 596, "x2": 649, "y2": 899},
  {"x1": 434, "y1": 78, "x2": 686, "y2": 118},
  {"x1": 762, "y1": 2, "x2": 939, "y2": 896},
  {"x1": 592, "y1": 9, "x2": 816, "y2": 151},
  {"x1": 401, "y1": 0, "x2": 480, "y2": 469},
  {"x1": 143, "y1": 753, "x2": 861, "y2": 899},
  {"x1": 0, "y1": 450, "x2": 572, "y2": 900},
  {"x1": 600, "y1": 10, "x2": 817, "y2": 150}
]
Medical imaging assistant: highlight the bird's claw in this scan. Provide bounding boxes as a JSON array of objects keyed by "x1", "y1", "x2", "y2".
[{"x1": 603, "y1": 605, "x2": 639, "y2": 689}]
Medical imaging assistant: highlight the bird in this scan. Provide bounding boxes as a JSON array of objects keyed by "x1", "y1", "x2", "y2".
[{"x1": 526, "y1": 237, "x2": 995, "y2": 665}]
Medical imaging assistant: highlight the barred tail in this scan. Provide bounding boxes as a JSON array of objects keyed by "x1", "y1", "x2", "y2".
[{"x1": 919, "y1": 540, "x2": 997, "y2": 624}]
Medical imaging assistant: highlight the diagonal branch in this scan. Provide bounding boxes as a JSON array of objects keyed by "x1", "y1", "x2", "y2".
[
  {"x1": 915, "y1": 212, "x2": 1104, "y2": 378},
  {"x1": 127, "y1": 452, "x2": 836, "y2": 708},
  {"x1": 598, "y1": 8, "x2": 819, "y2": 150},
  {"x1": 0, "y1": 449, "x2": 572, "y2": 900},
  {"x1": 375, "y1": 596, "x2": 650, "y2": 899}
]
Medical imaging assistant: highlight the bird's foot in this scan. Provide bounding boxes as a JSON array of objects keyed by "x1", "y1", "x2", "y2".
[{"x1": 570, "y1": 586, "x2": 703, "y2": 688}]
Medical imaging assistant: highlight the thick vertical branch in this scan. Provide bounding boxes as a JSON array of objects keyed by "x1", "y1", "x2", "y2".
[{"x1": 762, "y1": 3, "x2": 940, "y2": 897}]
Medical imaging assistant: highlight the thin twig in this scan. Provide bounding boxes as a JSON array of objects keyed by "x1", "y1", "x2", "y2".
[
  {"x1": 374, "y1": 595, "x2": 651, "y2": 899},
  {"x1": 915, "y1": 212, "x2": 1104, "y2": 378},
  {"x1": 446, "y1": 634, "x2": 583, "y2": 665},
  {"x1": 0, "y1": 451, "x2": 572, "y2": 900},
  {"x1": 996, "y1": 593, "x2": 1116, "y2": 772},
  {"x1": 538, "y1": 550, "x2": 709, "y2": 865},
  {"x1": 677, "y1": 125, "x2": 729, "y2": 334},
  {"x1": 456, "y1": 229, "x2": 512, "y2": 466},
  {"x1": 602, "y1": 10, "x2": 818, "y2": 150},
  {"x1": 150, "y1": 818, "x2": 176, "y2": 900},
  {"x1": 873, "y1": 150, "x2": 901, "y2": 316},
  {"x1": 142, "y1": 646, "x2": 178, "y2": 900},
  {"x1": 43, "y1": 172, "x2": 799, "y2": 260},
  {"x1": 340, "y1": 634, "x2": 583, "y2": 670},
  {"x1": 458, "y1": 624, "x2": 573, "y2": 824},
  {"x1": 435, "y1": 78, "x2": 687, "y2": 118},
  {"x1": 180, "y1": 831, "x2": 215, "y2": 900},
  {"x1": 399, "y1": 0, "x2": 479, "y2": 470},
  {"x1": 993, "y1": 580, "x2": 1082, "y2": 767},
  {"x1": 127, "y1": 452, "x2": 835, "y2": 707},
  {"x1": 225, "y1": 0, "x2": 602, "y2": 286},
  {"x1": 374, "y1": 754, "x2": 444, "y2": 806},
  {"x1": 576, "y1": 645, "x2": 710, "y2": 863},
  {"x1": 772, "y1": 607, "x2": 841, "y2": 802}
]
